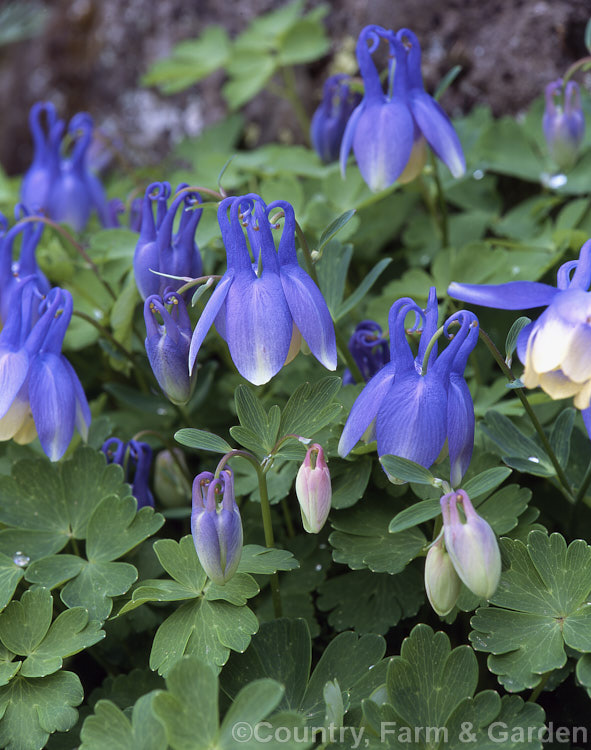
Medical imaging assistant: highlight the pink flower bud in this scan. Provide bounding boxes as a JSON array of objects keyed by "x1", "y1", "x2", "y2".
[
  {"x1": 424, "y1": 538, "x2": 462, "y2": 616},
  {"x1": 441, "y1": 489, "x2": 501, "y2": 600},
  {"x1": 295, "y1": 443, "x2": 332, "y2": 534}
]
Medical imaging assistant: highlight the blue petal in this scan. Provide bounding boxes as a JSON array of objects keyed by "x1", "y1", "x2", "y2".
[
  {"x1": 568, "y1": 239, "x2": 591, "y2": 291},
  {"x1": 338, "y1": 363, "x2": 396, "y2": 457},
  {"x1": 191, "y1": 510, "x2": 223, "y2": 584},
  {"x1": 61, "y1": 357, "x2": 91, "y2": 441},
  {"x1": 280, "y1": 265, "x2": 337, "y2": 371},
  {"x1": 0, "y1": 349, "x2": 29, "y2": 419},
  {"x1": 352, "y1": 101, "x2": 415, "y2": 191},
  {"x1": 448, "y1": 281, "x2": 558, "y2": 310},
  {"x1": 146, "y1": 332, "x2": 192, "y2": 404},
  {"x1": 408, "y1": 91, "x2": 465, "y2": 177},
  {"x1": 29, "y1": 352, "x2": 75, "y2": 461},
  {"x1": 447, "y1": 374, "x2": 474, "y2": 487},
  {"x1": 224, "y1": 271, "x2": 293, "y2": 385},
  {"x1": 339, "y1": 103, "x2": 364, "y2": 178},
  {"x1": 376, "y1": 371, "x2": 447, "y2": 468},
  {"x1": 189, "y1": 272, "x2": 234, "y2": 374}
]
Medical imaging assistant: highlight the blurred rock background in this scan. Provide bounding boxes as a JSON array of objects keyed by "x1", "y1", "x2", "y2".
[{"x1": 2, "y1": 0, "x2": 589, "y2": 176}]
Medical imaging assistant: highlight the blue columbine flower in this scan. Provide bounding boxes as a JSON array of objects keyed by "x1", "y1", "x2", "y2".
[
  {"x1": 338, "y1": 288, "x2": 478, "y2": 485},
  {"x1": 144, "y1": 290, "x2": 195, "y2": 405},
  {"x1": 191, "y1": 468, "x2": 242, "y2": 585},
  {"x1": 102, "y1": 438, "x2": 155, "y2": 508},
  {"x1": 189, "y1": 194, "x2": 337, "y2": 385},
  {"x1": 133, "y1": 181, "x2": 203, "y2": 300},
  {"x1": 20, "y1": 104, "x2": 114, "y2": 231},
  {"x1": 0, "y1": 206, "x2": 51, "y2": 322},
  {"x1": 20, "y1": 102, "x2": 61, "y2": 213},
  {"x1": 0, "y1": 282, "x2": 91, "y2": 460},
  {"x1": 448, "y1": 238, "x2": 591, "y2": 434},
  {"x1": 310, "y1": 74, "x2": 362, "y2": 164},
  {"x1": 543, "y1": 78, "x2": 585, "y2": 171},
  {"x1": 340, "y1": 25, "x2": 465, "y2": 192},
  {"x1": 343, "y1": 319, "x2": 390, "y2": 384}
]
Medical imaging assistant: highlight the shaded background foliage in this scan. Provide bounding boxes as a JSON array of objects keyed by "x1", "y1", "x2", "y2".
[{"x1": 1, "y1": 0, "x2": 589, "y2": 174}]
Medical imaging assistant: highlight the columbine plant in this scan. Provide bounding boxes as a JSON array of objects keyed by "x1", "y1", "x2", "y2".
[
  {"x1": 449, "y1": 238, "x2": 591, "y2": 435},
  {"x1": 339, "y1": 289, "x2": 479, "y2": 486},
  {"x1": 340, "y1": 24, "x2": 465, "y2": 191},
  {"x1": 134, "y1": 181, "x2": 203, "y2": 300},
  {"x1": 188, "y1": 194, "x2": 337, "y2": 385}
]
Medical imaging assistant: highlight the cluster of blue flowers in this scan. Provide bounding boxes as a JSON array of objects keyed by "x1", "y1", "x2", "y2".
[
  {"x1": 9, "y1": 22, "x2": 587, "y2": 601},
  {"x1": 20, "y1": 102, "x2": 115, "y2": 231},
  {"x1": 102, "y1": 438, "x2": 155, "y2": 509},
  {"x1": 339, "y1": 289, "x2": 479, "y2": 487},
  {"x1": 311, "y1": 25, "x2": 465, "y2": 191}
]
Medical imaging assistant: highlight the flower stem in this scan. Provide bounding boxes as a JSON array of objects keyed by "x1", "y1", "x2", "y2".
[
  {"x1": 528, "y1": 670, "x2": 552, "y2": 703},
  {"x1": 16, "y1": 215, "x2": 118, "y2": 301},
  {"x1": 72, "y1": 310, "x2": 135, "y2": 365},
  {"x1": 215, "y1": 450, "x2": 283, "y2": 617},
  {"x1": 280, "y1": 66, "x2": 311, "y2": 143},
  {"x1": 478, "y1": 328, "x2": 575, "y2": 502},
  {"x1": 429, "y1": 153, "x2": 450, "y2": 248}
]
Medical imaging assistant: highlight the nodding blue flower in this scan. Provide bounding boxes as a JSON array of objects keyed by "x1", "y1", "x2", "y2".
[
  {"x1": 20, "y1": 103, "x2": 114, "y2": 231},
  {"x1": 441, "y1": 489, "x2": 501, "y2": 600},
  {"x1": 144, "y1": 290, "x2": 195, "y2": 405},
  {"x1": 340, "y1": 26, "x2": 465, "y2": 192},
  {"x1": 0, "y1": 282, "x2": 91, "y2": 460},
  {"x1": 191, "y1": 468, "x2": 242, "y2": 585},
  {"x1": 310, "y1": 74, "x2": 362, "y2": 164},
  {"x1": 20, "y1": 102, "x2": 61, "y2": 213},
  {"x1": 449, "y1": 238, "x2": 591, "y2": 435},
  {"x1": 189, "y1": 194, "x2": 337, "y2": 386},
  {"x1": 133, "y1": 182, "x2": 203, "y2": 301},
  {"x1": 102, "y1": 438, "x2": 154, "y2": 508},
  {"x1": 0, "y1": 206, "x2": 51, "y2": 323},
  {"x1": 343, "y1": 320, "x2": 390, "y2": 384},
  {"x1": 543, "y1": 79, "x2": 585, "y2": 171},
  {"x1": 338, "y1": 288, "x2": 478, "y2": 485}
]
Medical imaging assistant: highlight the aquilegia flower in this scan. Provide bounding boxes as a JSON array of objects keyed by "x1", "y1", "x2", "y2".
[
  {"x1": 310, "y1": 74, "x2": 362, "y2": 164},
  {"x1": 340, "y1": 25, "x2": 465, "y2": 192},
  {"x1": 343, "y1": 319, "x2": 390, "y2": 384},
  {"x1": 0, "y1": 206, "x2": 51, "y2": 323},
  {"x1": 191, "y1": 468, "x2": 243, "y2": 585},
  {"x1": 20, "y1": 103, "x2": 113, "y2": 231},
  {"x1": 144, "y1": 290, "x2": 195, "y2": 404},
  {"x1": 189, "y1": 194, "x2": 337, "y2": 385},
  {"x1": 441, "y1": 489, "x2": 501, "y2": 600},
  {"x1": 134, "y1": 181, "x2": 203, "y2": 300},
  {"x1": 102, "y1": 438, "x2": 155, "y2": 508},
  {"x1": 543, "y1": 79, "x2": 585, "y2": 172},
  {"x1": 20, "y1": 102, "x2": 60, "y2": 213},
  {"x1": 0, "y1": 281, "x2": 91, "y2": 460},
  {"x1": 338, "y1": 288, "x2": 479, "y2": 485},
  {"x1": 448, "y1": 239, "x2": 591, "y2": 433}
]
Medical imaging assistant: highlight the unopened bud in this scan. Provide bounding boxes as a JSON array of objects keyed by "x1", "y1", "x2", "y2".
[
  {"x1": 154, "y1": 449, "x2": 191, "y2": 507},
  {"x1": 424, "y1": 538, "x2": 461, "y2": 616},
  {"x1": 191, "y1": 469, "x2": 243, "y2": 585},
  {"x1": 295, "y1": 443, "x2": 331, "y2": 533},
  {"x1": 543, "y1": 79, "x2": 585, "y2": 171},
  {"x1": 441, "y1": 489, "x2": 501, "y2": 600}
]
